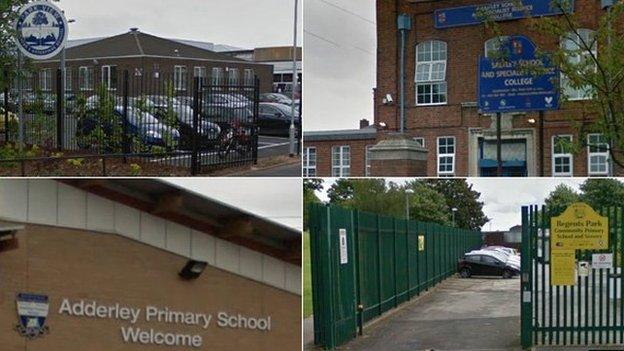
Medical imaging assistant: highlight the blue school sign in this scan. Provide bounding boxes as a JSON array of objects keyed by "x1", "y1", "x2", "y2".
[
  {"x1": 435, "y1": 0, "x2": 575, "y2": 29},
  {"x1": 478, "y1": 35, "x2": 560, "y2": 114},
  {"x1": 14, "y1": 1, "x2": 68, "y2": 60}
]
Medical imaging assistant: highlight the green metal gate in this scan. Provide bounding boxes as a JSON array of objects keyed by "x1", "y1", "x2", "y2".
[
  {"x1": 309, "y1": 203, "x2": 483, "y2": 349},
  {"x1": 521, "y1": 204, "x2": 624, "y2": 349}
]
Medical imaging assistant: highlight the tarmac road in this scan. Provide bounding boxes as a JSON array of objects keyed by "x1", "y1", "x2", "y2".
[{"x1": 337, "y1": 276, "x2": 522, "y2": 351}]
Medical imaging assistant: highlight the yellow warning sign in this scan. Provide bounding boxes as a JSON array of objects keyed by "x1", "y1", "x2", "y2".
[
  {"x1": 551, "y1": 249, "x2": 576, "y2": 286},
  {"x1": 550, "y1": 202, "x2": 609, "y2": 250},
  {"x1": 418, "y1": 235, "x2": 425, "y2": 251}
]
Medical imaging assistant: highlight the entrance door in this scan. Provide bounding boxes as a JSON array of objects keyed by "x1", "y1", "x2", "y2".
[
  {"x1": 478, "y1": 138, "x2": 528, "y2": 177},
  {"x1": 520, "y1": 205, "x2": 624, "y2": 348}
]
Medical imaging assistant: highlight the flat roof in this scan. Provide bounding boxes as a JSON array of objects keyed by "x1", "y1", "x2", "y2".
[
  {"x1": 60, "y1": 179, "x2": 300, "y2": 265},
  {"x1": 304, "y1": 127, "x2": 377, "y2": 141}
]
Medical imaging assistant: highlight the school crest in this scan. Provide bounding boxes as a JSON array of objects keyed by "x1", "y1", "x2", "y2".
[
  {"x1": 15, "y1": 293, "x2": 50, "y2": 339},
  {"x1": 14, "y1": 1, "x2": 68, "y2": 60}
]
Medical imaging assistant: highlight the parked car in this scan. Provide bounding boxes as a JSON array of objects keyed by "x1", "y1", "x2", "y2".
[
  {"x1": 479, "y1": 246, "x2": 521, "y2": 265},
  {"x1": 258, "y1": 102, "x2": 300, "y2": 136},
  {"x1": 76, "y1": 106, "x2": 180, "y2": 151},
  {"x1": 458, "y1": 250, "x2": 520, "y2": 279},
  {"x1": 260, "y1": 92, "x2": 293, "y2": 106}
]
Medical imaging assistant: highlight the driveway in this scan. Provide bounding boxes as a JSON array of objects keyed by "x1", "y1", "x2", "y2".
[{"x1": 338, "y1": 276, "x2": 522, "y2": 351}]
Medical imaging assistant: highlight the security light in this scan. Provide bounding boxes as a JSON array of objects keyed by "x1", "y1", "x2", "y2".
[
  {"x1": 405, "y1": 189, "x2": 415, "y2": 194},
  {"x1": 527, "y1": 118, "x2": 536, "y2": 124},
  {"x1": 179, "y1": 260, "x2": 207, "y2": 280}
]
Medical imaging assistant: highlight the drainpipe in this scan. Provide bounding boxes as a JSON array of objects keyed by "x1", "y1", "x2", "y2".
[{"x1": 397, "y1": 14, "x2": 411, "y2": 134}]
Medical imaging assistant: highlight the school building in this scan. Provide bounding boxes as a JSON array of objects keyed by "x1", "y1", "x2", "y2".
[
  {"x1": 304, "y1": 0, "x2": 620, "y2": 177},
  {"x1": 0, "y1": 179, "x2": 301, "y2": 351}
]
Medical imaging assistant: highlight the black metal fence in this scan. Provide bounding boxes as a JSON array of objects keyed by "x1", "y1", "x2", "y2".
[{"x1": 0, "y1": 68, "x2": 260, "y2": 175}]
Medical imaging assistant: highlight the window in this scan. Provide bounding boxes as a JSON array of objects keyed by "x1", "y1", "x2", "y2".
[
  {"x1": 365, "y1": 145, "x2": 373, "y2": 176},
  {"x1": 303, "y1": 147, "x2": 317, "y2": 177},
  {"x1": 39, "y1": 69, "x2": 51, "y2": 91},
  {"x1": 331, "y1": 146, "x2": 350, "y2": 177},
  {"x1": 415, "y1": 40, "x2": 447, "y2": 105},
  {"x1": 228, "y1": 68, "x2": 239, "y2": 85},
  {"x1": 211, "y1": 67, "x2": 224, "y2": 85},
  {"x1": 244, "y1": 69, "x2": 254, "y2": 85},
  {"x1": 561, "y1": 29, "x2": 596, "y2": 100},
  {"x1": 64, "y1": 68, "x2": 72, "y2": 91},
  {"x1": 101, "y1": 65, "x2": 117, "y2": 91},
  {"x1": 79, "y1": 67, "x2": 93, "y2": 91},
  {"x1": 552, "y1": 135, "x2": 573, "y2": 177},
  {"x1": 437, "y1": 136, "x2": 455, "y2": 176},
  {"x1": 174, "y1": 66, "x2": 187, "y2": 91},
  {"x1": 194, "y1": 66, "x2": 206, "y2": 82},
  {"x1": 484, "y1": 36, "x2": 510, "y2": 58},
  {"x1": 413, "y1": 137, "x2": 425, "y2": 147},
  {"x1": 587, "y1": 133, "x2": 608, "y2": 176}
]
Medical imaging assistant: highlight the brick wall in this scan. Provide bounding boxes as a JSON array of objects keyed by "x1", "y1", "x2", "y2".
[
  {"x1": 373, "y1": 0, "x2": 621, "y2": 176},
  {"x1": 304, "y1": 139, "x2": 375, "y2": 177}
]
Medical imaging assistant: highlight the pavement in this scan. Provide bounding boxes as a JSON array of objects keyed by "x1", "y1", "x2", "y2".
[
  {"x1": 239, "y1": 161, "x2": 301, "y2": 176},
  {"x1": 325, "y1": 276, "x2": 522, "y2": 351}
]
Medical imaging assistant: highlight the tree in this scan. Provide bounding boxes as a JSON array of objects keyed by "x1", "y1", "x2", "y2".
[
  {"x1": 405, "y1": 180, "x2": 452, "y2": 225},
  {"x1": 303, "y1": 179, "x2": 323, "y2": 230},
  {"x1": 579, "y1": 178, "x2": 624, "y2": 210},
  {"x1": 424, "y1": 179, "x2": 490, "y2": 230},
  {"x1": 483, "y1": 1, "x2": 624, "y2": 168},
  {"x1": 544, "y1": 184, "x2": 580, "y2": 216},
  {"x1": 0, "y1": 1, "x2": 33, "y2": 89},
  {"x1": 32, "y1": 12, "x2": 48, "y2": 26},
  {"x1": 327, "y1": 178, "x2": 354, "y2": 206}
]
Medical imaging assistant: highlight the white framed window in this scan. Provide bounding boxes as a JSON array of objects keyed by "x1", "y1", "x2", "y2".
[
  {"x1": 244, "y1": 69, "x2": 254, "y2": 85},
  {"x1": 194, "y1": 66, "x2": 206, "y2": 78},
  {"x1": 365, "y1": 145, "x2": 373, "y2": 176},
  {"x1": 174, "y1": 65, "x2": 187, "y2": 91},
  {"x1": 561, "y1": 29, "x2": 596, "y2": 100},
  {"x1": 303, "y1": 147, "x2": 317, "y2": 177},
  {"x1": 437, "y1": 136, "x2": 455, "y2": 176},
  {"x1": 484, "y1": 36, "x2": 510, "y2": 58},
  {"x1": 78, "y1": 67, "x2": 93, "y2": 91},
  {"x1": 39, "y1": 69, "x2": 51, "y2": 91},
  {"x1": 331, "y1": 145, "x2": 350, "y2": 177},
  {"x1": 64, "y1": 68, "x2": 72, "y2": 91},
  {"x1": 587, "y1": 133, "x2": 608, "y2": 176},
  {"x1": 552, "y1": 135, "x2": 573, "y2": 177},
  {"x1": 101, "y1": 65, "x2": 117, "y2": 91},
  {"x1": 211, "y1": 67, "x2": 224, "y2": 85},
  {"x1": 415, "y1": 40, "x2": 447, "y2": 106},
  {"x1": 413, "y1": 137, "x2": 425, "y2": 147},
  {"x1": 228, "y1": 68, "x2": 239, "y2": 85}
]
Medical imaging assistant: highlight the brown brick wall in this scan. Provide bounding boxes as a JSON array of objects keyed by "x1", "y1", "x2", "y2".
[
  {"x1": 370, "y1": 0, "x2": 621, "y2": 176},
  {"x1": 0, "y1": 224, "x2": 300, "y2": 351},
  {"x1": 304, "y1": 139, "x2": 375, "y2": 177},
  {"x1": 34, "y1": 57, "x2": 274, "y2": 94}
]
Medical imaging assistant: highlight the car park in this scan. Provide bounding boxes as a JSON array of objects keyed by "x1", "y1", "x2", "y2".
[
  {"x1": 458, "y1": 249, "x2": 520, "y2": 279},
  {"x1": 76, "y1": 106, "x2": 180, "y2": 151},
  {"x1": 258, "y1": 102, "x2": 300, "y2": 136}
]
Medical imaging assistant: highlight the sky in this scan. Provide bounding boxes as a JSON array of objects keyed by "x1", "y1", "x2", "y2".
[
  {"x1": 57, "y1": 0, "x2": 302, "y2": 49},
  {"x1": 315, "y1": 178, "x2": 586, "y2": 232},
  {"x1": 166, "y1": 178, "x2": 302, "y2": 231},
  {"x1": 303, "y1": 0, "x2": 376, "y2": 131}
]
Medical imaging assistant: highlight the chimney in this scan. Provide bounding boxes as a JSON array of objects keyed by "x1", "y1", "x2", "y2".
[{"x1": 359, "y1": 119, "x2": 370, "y2": 129}]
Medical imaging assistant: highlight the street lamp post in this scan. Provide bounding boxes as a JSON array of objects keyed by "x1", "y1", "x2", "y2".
[
  {"x1": 452, "y1": 207, "x2": 458, "y2": 227},
  {"x1": 289, "y1": 0, "x2": 299, "y2": 157},
  {"x1": 405, "y1": 188, "x2": 414, "y2": 220}
]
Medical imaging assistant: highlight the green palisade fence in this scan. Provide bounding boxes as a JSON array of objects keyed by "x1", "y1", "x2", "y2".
[
  {"x1": 309, "y1": 203, "x2": 483, "y2": 349},
  {"x1": 521, "y1": 205, "x2": 624, "y2": 349}
]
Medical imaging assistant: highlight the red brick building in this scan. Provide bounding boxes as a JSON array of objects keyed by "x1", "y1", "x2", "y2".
[{"x1": 304, "y1": 0, "x2": 620, "y2": 177}]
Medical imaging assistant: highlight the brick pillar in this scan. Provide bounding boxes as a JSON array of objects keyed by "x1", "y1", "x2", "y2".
[{"x1": 369, "y1": 133, "x2": 428, "y2": 176}]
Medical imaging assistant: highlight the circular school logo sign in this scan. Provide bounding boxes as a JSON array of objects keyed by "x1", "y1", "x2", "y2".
[{"x1": 14, "y1": 1, "x2": 68, "y2": 60}]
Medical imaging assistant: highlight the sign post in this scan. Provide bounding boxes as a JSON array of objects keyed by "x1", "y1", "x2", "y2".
[
  {"x1": 477, "y1": 35, "x2": 560, "y2": 176},
  {"x1": 13, "y1": 1, "x2": 69, "y2": 150}
]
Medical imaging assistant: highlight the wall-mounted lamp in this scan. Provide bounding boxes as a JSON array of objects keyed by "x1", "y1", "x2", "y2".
[
  {"x1": 527, "y1": 118, "x2": 536, "y2": 124},
  {"x1": 179, "y1": 260, "x2": 207, "y2": 280}
]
